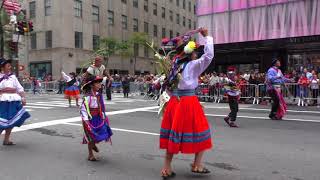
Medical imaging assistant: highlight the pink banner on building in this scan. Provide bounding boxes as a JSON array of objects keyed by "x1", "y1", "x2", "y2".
[
  {"x1": 230, "y1": 0, "x2": 248, "y2": 10},
  {"x1": 248, "y1": 0, "x2": 267, "y2": 7},
  {"x1": 197, "y1": 0, "x2": 298, "y2": 15},
  {"x1": 197, "y1": 0, "x2": 320, "y2": 44},
  {"x1": 213, "y1": 0, "x2": 229, "y2": 13}
]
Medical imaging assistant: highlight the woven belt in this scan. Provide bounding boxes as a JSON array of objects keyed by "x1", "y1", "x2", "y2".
[
  {"x1": 172, "y1": 89, "x2": 195, "y2": 97},
  {"x1": 0, "y1": 88, "x2": 17, "y2": 94}
]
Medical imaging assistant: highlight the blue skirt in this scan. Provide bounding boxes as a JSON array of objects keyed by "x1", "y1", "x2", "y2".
[
  {"x1": 0, "y1": 101, "x2": 31, "y2": 131},
  {"x1": 82, "y1": 115, "x2": 113, "y2": 144}
]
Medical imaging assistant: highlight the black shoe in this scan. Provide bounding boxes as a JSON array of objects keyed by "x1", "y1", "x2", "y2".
[
  {"x1": 229, "y1": 122, "x2": 239, "y2": 128},
  {"x1": 224, "y1": 117, "x2": 230, "y2": 126}
]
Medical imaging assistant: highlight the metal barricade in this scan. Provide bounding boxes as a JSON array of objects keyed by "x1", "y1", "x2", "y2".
[
  {"x1": 196, "y1": 84, "x2": 211, "y2": 102},
  {"x1": 44, "y1": 81, "x2": 59, "y2": 93},
  {"x1": 111, "y1": 82, "x2": 122, "y2": 93},
  {"x1": 209, "y1": 84, "x2": 223, "y2": 103},
  {"x1": 22, "y1": 82, "x2": 32, "y2": 93},
  {"x1": 129, "y1": 82, "x2": 140, "y2": 96},
  {"x1": 257, "y1": 84, "x2": 269, "y2": 104},
  {"x1": 239, "y1": 84, "x2": 258, "y2": 104},
  {"x1": 281, "y1": 83, "x2": 299, "y2": 105},
  {"x1": 297, "y1": 85, "x2": 319, "y2": 106}
]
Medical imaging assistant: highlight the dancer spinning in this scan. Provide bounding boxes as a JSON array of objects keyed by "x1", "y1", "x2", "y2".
[
  {"x1": 224, "y1": 67, "x2": 240, "y2": 128},
  {"x1": 266, "y1": 58, "x2": 291, "y2": 120},
  {"x1": 62, "y1": 71, "x2": 80, "y2": 107},
  {"x1": 159, "y1": 28, "x2": 214, "y2": 178},
  {"x1": 0, "y1": 58, "x2": 30, "y2": 145},
  {"x1": 80, "y1": 75, "x2": 113, "y2": 161}
]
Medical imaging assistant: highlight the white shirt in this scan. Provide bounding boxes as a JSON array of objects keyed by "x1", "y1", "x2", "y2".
[
  {"x1": 87, "y1": 65, "x2": 106, "y2": 77},
  {"x1": 177, "y1": 36, "x2": 214, "y2": 90},
  {"x1": 0, "y1": 73, "x2": 24, "y2": 101},
  {"x1": 80, "y1": 93, "x2": 105, "y2": 121}
]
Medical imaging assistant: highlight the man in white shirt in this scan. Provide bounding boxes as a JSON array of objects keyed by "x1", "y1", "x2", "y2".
[{"x1": 86, "y1": 56, "x2": 106, "y2": 77}]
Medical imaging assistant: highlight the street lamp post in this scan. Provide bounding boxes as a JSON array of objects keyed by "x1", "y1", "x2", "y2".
[{"x1": 0, "y1": 0, "x2": 5, "y2": 58}]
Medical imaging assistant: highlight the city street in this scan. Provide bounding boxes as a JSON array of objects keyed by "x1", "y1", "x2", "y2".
[{"x1": 0, "y1": 94, "x2": 320, "y2": 180}]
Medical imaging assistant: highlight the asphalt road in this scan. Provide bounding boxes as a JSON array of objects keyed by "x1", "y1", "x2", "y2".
[{"x1": 1, "y1": 93, "x2": 320, "y2": 180}]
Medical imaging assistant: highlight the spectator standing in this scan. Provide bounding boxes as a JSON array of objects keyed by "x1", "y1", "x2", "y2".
[
  {"x1": 298, "y1": 73, "x2": 310, "y2": 103},
  {"x1": 103, "y1": 74, "x2": 113, "y2": 100},
  {"x1": 122, "y1": 75, "x2": 130, "y2": 98},
  {"x1": 310, "y1": 74, "x2": 320, "y2": 105}
]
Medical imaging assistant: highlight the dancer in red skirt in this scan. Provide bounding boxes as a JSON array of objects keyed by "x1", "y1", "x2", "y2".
[
  {"x1": 160, "y1": 28, "x2": 214, "y2": 178},
  {"x1": 62, "y1": 72, "x2": 80, "y2": 107}
]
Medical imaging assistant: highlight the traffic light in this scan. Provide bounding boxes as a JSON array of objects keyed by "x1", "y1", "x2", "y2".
[
  {"x1": 28, "y1": 21, "x2": 33, "y2": 32},
  {"x1": 17, "y1": 21, "x2": 24, "y2": 35}
]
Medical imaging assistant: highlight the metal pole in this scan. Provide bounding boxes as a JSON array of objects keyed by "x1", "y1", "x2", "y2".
[{"x1": 0, "y1": 0, "x2": 5, "y2": 58}]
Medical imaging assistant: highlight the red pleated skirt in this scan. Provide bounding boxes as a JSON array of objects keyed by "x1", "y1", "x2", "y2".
[
  {"x1": 64, "y1": 85, "x2": 80, "y2": 99},
  {"x1": 160, "y1": 96, "x2": 213, "y2": 154}
]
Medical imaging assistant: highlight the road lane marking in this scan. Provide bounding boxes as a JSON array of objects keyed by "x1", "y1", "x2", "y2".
[
  {"x1": 10, "y1": 106, "x2": 159, "y2": 133},
  {"x1": 63, "y1": 122, "x2": 160, "y2": 136},
  {"x1": 27, "y1": 103, "x2": 70, "y2": 107},
  {"x1": 141, "y1": 110, "x2": 320, "y2": 123},
  {"x1": 204, "y1": 106, "x2": 320, "y2": 114},
  {"x1": 24, "y1": 105, "x2": 53, "y2": 109}
]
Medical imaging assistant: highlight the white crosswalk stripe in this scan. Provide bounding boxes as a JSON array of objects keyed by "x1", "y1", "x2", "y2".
[{"x1": 25, "y1": 97, "x2": 151, "y2": 112}]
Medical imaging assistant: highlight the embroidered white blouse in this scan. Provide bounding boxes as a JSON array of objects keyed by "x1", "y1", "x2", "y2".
[
  {"x1": 177, "y1": 36, "x2": 214, "y2": 90},
  {"x1": 80, "y1": 93, "x2": 105, "y2": 121},
  {"x1": 0, "y1": 73, "x2": 24, "y2": 101}
]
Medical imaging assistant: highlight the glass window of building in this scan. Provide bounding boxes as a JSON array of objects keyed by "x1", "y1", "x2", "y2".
[
  {"x1": 74, "y1": 0, "x2": 82, "y2": 17},
  {"x1": 183, "y1": 16, "x2": 186, "y2": 27},
  {"x1": 30, "y1": 33, "x2": 37, "y2": 49},
  {"x1": 93, "y1": 35, "x2": 100, "y2": 50},
  {"x1": 169, "y1": 10, "x2": 173, "y2": 21},
  {"x1": 169, "y1": 30, "x2": 173, "y2": 39},
  {"x1": 176, "y1": 0, "x2": 179, "y2": 7},
  {"x1": 144, "y1": 22, "x2": 149, "y2": 33},
  {"x1": 144, "y1": 0, "x2": 148, "y2": 12},
  {"x1": 176, "y1": 32, "x2": 180, "y2": 37},
  {"x1": 45, "y1": 31, "x2": 52, "y2": 48},
  {"x1": 153, "y1": 25, "x2": 158, "y2": 37},
  {"x1": 144, "y1": 47, "x2": 149, "y2": 57},
  {"x1": 133, "y1": 18, "x2": 139, "y2": 32},
  {"x1": 75, "y1": 31, "x2": 83, "y2": 48},
  {"x1": 176, "y1": 13, "x2": 180, "y2": 24},
  {"x1": 30, "y1": 62, "x2": 52, "y2": 79},
  {"x1": 161, "y1": 7, "x2": 165, "y2": 19},
  {"x1": 188, "y1": 19, "x2": 191, "y2": 29},
  {"x1": 188, "y1": 1, "x2": 191, "y2": 12},
  {"x1": 108, "y1": 10, "x2": 114, "y2": 25},
  {"x1": 44, "y1": 0, "x2": 51, "y2": 16},
  {"x1": 122, "y1": 15, "x2": 128, "y2": 29},
  {"x1": 121, "y1": 0, "x2": 127, "y2": 4},
  {"x1": 29, "y1": 1, "x2": 36, "y2": 18},
  {"x1": 133, "y1": 0, "x2": 138, "y2": 8},
  {"x1": 162, "y1": 27, "x2": 166, "y2": 38},
  {"x1": 183, "y1": 0, "x2": 186, "y2": 9},
  {"x1": 153, "y1": 3, "x2": 157, "y2": 16},
  {"x1": 92, "y1": 5, "x2": 99, "y2": 22}
]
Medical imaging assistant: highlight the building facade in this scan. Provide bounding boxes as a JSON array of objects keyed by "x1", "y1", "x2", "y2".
[
  {"x1": 22, "y1": 0, "x2": 197, "y2": 79},
  {"x1": 197, "y1": 0, "x2": 320, "y2": 73}
]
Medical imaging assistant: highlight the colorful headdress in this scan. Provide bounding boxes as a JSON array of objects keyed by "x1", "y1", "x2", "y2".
[
  {"x1": 184, "y1": 41, "x2": 197, "y2": 54},
  {"x1": 81, "y1": 75, "x2": 103, "y2": 91}
]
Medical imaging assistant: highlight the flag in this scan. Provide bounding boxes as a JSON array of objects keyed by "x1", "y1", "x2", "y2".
[{"x1": 2, "y1": 0, "x2": 22, "y2": 15}]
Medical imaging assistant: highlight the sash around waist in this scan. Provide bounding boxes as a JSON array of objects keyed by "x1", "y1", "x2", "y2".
[
  {"x1": 0, "y1": 88, "x2": 17, "y2": 94},
  {"x1": 172, "y1": 89, "x2": 195, "y2": 97}
]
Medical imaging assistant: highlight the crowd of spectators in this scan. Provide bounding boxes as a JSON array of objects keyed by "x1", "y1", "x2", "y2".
[{"x1": 17, "y1": 66, "x2": 320, "y2": 105}]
